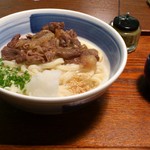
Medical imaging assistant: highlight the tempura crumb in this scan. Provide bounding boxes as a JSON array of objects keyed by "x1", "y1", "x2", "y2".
[{"x1": 66, "y1": 75, "x2": 96, "y2": 94}]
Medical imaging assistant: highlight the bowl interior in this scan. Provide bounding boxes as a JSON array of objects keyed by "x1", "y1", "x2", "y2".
[{"x1": 0, "y1": 9, "x2": 125, "y2": 80}]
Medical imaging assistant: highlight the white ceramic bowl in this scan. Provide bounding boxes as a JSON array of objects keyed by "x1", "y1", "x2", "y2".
[{"x1": 0, "y1": 9, "x2": 127, "y2": 114}]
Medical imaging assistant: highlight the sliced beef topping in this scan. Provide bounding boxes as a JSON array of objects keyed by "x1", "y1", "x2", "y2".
[
  {"x1": 1, "y1": 46, "x2": 22, "y2": 61},
  {"x1": 7, "y1": 34, "x2": 21, "y2": 48},
  {"x1": 55, "y1": 29, "x2": 81, "y2": 48},
  {"x1": 42, "y1": 22, "x2": 65, "y2": 33},
  {"x1": 44, "y1": 49, "x2": 57, "y2": 62},
  {"x1": 56, "y1": 47, "x2": 82, "y2": 59},
  {"x1": 1, "y1": 22, "x2": 100, "y2": 69},
  {"x1": 82, "y1": 49, "x2": 99, "y2": 61}
]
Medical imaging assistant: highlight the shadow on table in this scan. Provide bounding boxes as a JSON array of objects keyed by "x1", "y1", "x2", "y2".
[
  {"x1": 137, "y1": 75, "x2": 150, "y2": 102},
  {"x1": 0, "y1": 93, "x2": 108, "y2": 145}
]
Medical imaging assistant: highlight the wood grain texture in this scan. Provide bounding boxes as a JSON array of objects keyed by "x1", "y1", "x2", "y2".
[
  {"x1": 0, "y1": 0, "x2": 150, "y2": 150},
  {"x1": 0, "y1": 0, "x2": 118, "y2": 24}
]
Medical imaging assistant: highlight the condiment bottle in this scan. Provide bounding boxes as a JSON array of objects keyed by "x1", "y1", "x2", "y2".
[{"x1": 110, "y1": 12, "x2": 141, "y2": 53}]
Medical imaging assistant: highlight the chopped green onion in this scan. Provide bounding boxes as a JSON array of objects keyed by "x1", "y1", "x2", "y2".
[{"x1": 0, "y1": 59, "x2": 31, "y2": 90}]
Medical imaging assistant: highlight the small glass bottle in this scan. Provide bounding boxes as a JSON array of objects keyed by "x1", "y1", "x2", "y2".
[{"x1": 110, "y1": 12, "x2": 141, "y2": 53}]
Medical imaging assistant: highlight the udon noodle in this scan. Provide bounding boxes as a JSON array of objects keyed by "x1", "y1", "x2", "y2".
[{"x1": 0, "y1": 22, "x2": 110, "y2": 97}]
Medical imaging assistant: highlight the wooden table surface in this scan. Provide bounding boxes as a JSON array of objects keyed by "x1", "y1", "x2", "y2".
[{"x1": 0, "y1": 0, "x2": 150, "y2": 150}]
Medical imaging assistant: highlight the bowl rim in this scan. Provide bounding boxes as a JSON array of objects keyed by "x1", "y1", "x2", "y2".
[{"x1": 0, "y1": 8, "x2": 127, "y2": 103}]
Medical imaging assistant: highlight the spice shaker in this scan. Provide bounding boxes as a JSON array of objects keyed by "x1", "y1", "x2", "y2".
[{"x1": 110, "y1": 12, "x2": 141, "y2": 53}]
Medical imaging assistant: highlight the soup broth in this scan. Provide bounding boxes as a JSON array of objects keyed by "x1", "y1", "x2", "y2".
[{"x1": 0, "y1": 22, "x2": 110, "y2": 97}]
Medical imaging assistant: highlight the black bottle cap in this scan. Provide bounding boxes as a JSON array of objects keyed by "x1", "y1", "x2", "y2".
[{"x1": 113, "y1": 12, "x2": 140, "y2": 31}]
